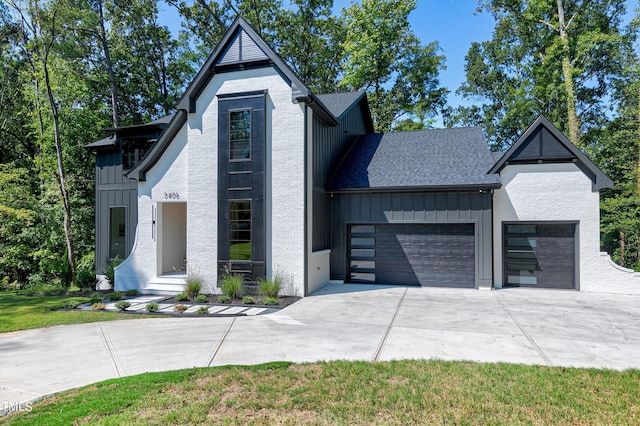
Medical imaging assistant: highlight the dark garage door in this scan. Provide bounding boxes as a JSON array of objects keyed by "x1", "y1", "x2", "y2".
[
  {"x1": 503, "y1": 223, "x2": 576, "y2": 289},
  {"x1": 348, "y1": 223, "x2": 475, "y2": 287}
]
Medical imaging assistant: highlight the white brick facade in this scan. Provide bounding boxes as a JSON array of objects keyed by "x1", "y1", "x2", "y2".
[
  {"x1": 116, "y1": 67, "x2": 307, "y2": 296},
  {"x1": 494, "y1": 163, "x2": 640, "y2": 295}
]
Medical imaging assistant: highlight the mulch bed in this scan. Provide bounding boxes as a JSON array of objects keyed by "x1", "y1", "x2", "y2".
[{"x1": 158, "y1": 295, "x2": 301, "y2": 309}]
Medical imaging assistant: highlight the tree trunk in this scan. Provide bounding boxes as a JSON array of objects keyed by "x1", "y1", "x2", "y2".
[
  {"x1": 42, "y1": 50, "x2": 76, "y2": 286},
  {"x1": 557, "y1": 0, "x2": 581, "y2": 147},
  {"x1": 620, "y1": 231, "x2": 626, "y2": 267},
  {"x1": 97, "y1": 0, "x2": 120, "y2": 128}
]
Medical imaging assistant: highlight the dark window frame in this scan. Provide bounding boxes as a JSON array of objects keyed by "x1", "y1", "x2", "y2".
[
  {"x1": 228, "y1": 108, "x2": 252, "y2": 161},
  {"x1": 109, "y1": 206, "x2": 127, "y2": 260},
  {"x1": 229, "y1": 199, "x2": 252, "y2": 261},
  {"x1": 122, "y1": 136, "x2": 155, "y2": 170}
]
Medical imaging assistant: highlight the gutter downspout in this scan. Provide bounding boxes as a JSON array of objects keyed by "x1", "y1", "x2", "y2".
[
  {"x1": 490, "y1": 188, "x2": 495, "y2": 290},
  {"x1": 303, "y1": 103, "x2": 309, "y2": 296}
]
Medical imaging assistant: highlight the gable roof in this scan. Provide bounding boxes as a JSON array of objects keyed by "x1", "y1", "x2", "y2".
[
  {"x1": 176, "y1": 16, "x2": 338, "y2": 126},
  {"x1": 84, "y1": 114, "x2": 174, "y2": 150},
  {"x1": 489, "y1": 115, "x2": 613, "y2": 190},
  {"x1": 328, "y1": 127, "x2": 501, "y2": 191},
  {"x1": 85, "y1": 135, "x2": 116, "y2": 149},
  {"x1": 316, "y1": 91, "x2": 366, "y2": 118}
]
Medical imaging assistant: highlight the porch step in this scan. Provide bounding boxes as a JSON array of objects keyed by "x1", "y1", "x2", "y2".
[{"x1": 140, "y1": 275, "x2": 187, "y2": 295}]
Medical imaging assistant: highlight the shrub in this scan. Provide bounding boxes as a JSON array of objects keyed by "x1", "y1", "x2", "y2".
[
  {"x1": 1, "y1": 277, "x2": 20, "y2": 293},
  {"x1": 75, "y1": 252, "x2": 97, "y2": 290},
  {"x1": 219, "y1": 274, "x2": 244, "y2": 299},
  {"x1": 40, "y1": 284, "x2": 65, "y2": 296},
  {"x1": 196, "y1": 306, "x2": 209, "y2": 315},
  {"x1": 263, "y1": 297, "x2": 278, "y2": 306},
  {"x1": 185, "y1": 277, "x2": 202, "y2": 299},
  {"x1": 174, "y1": 304, "x2": 187, "y2": 312},
  {"x1": 175, "y1": 293, "x2": 188, "y2": 302},
  {"x1": 242, "y1": 296, "x2": 256, "y2": 304},
  {"x1": 105, "y1": 256, "x2": 122, "y2": 286},
  {"x1": 146, "y1": 302, "x2": 159, "y2": 313},
  {"x1": 92, "y1": 302, "x2": 106, "y2": 310},
  {"x1": 125, "y1": 289, "x2": 139, "y2": 297},
  {"x1": 114, "y1": 301, "x2": 131, "y2": 311},
  {"x1": 195, "y1": 294, "x2": 208, "y2": 303},
  {"x1": 64, "y1": 300, "x2": 80, "y2": 309},
  {"x1": 257, "y1": 275, "x2": 282, "y2": 298},
  {"x1": 107, "y1": 292, "x2": 122, "y2": 301},
  {"x1": 90, "y1": 294, "x2": 103, "y2": 304},
  {"x1": 218, "y1": 295, "x2": 232, "y2": 304}
]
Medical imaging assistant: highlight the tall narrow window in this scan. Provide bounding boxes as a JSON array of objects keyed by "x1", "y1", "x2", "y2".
[
  {"x1": 229, "y1": 110, "x2": 251, "y2": 160},
  {"x1": 109, "y1": 207, "x2": 126, "y2": 259},
  {"x1": 229, "y1": 200, "x2": 251, "y2": 260}
]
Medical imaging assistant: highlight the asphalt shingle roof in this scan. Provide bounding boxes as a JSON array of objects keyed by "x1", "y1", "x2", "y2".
[
  {"x1": 316, "y1": 91, "x2": 365, "y2": 118},
  {"x1": 84, "y1": 135, "x2": 116, "y2": 149},
  {"x1": 328, "y1": 127, "x2": 501, "y2": 190}
]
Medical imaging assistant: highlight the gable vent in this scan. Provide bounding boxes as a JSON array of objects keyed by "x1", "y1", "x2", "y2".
[
  {"x1": 511, "y1": 125, "x2": 575, "y2": 162},
  {"x1": 217, "y1": 29, "x2": 269, "y2": 65}
]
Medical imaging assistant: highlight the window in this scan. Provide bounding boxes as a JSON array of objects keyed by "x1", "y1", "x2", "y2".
[
  {"x1": 229, "y1": 110, "x2": 251, "y2": 160},
  {"x1": 229, "y1": 200, "x2": 251, "y2": 260},
  {"x1": 109, "y1": 207, "x2": 126, "y2": 259},
  {"x1": 122, "y1": 137, "x2": 154, "y2": 169}
]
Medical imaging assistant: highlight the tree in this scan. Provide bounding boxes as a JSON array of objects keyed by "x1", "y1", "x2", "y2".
[
  {"x1": 9, "y1": 0, "x2": 80, "y2": 285},
  {"x1": 339, "y1": 0, "x2": 447, "y2": 132},
  {"x1": 105, "y1": 0, "x2": 195, "y2": 123},
  {"x1": 451, "y1": 0, "x2": 631, "y2": 150},
  {"x1": 595, "y1": 12, "x2": 640, "y2": 269},
  {"x1": 275, "y1": 0, "x2": 343, "y2": 94}
]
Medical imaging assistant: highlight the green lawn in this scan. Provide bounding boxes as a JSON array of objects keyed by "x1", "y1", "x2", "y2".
[
  {"x1": 1, "y1": 360, "x2": 638, "y2": 425},
  {"x1": 0, "y1": 292, "x2": 138, "y2": 333}
]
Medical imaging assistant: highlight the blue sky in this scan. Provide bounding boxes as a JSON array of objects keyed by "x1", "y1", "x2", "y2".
[
  {"x1": 158, "y1": 0, "x2": 495, "y2": 111},
  {"x1": 331, "y1": 1, "x2": 496, "y2": 107},
  {"x1": 158, "y1": 0, "x2": 636, "y2": 117}
]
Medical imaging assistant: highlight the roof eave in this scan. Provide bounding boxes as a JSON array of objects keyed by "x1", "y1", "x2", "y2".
[
  {"x1": 176, "y1": 16, "x2": 321, "y2": 118},
  {"x1": 488, "y1": 115, "x2": 613, "y2": 190},
  {"x1": 125, "y1": 110, "x2": 188, "y2": 181},
  {"x1": 298, "y1": 94, "x2": 339, "y2": 126},
  {"x1": 328, "y1": 183, "x2": 502, "y2": 194}
]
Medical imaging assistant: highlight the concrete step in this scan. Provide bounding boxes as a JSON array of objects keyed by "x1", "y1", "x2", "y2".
[{"x1": 140, "y1": 275, "x2": 187, "y2": 295}]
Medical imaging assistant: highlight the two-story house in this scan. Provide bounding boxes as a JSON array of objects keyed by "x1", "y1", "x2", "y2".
[{"x1": 87, "y1": 17, "x2": 640, "y2": 296}]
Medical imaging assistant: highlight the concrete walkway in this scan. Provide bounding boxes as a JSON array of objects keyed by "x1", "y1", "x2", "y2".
[{"x1": 1, "y1": 284, "x2": 639, "y2": 412}]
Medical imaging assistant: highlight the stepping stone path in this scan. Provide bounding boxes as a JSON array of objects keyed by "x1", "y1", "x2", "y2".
[{"x1": 79, "y1": 295, "x2": 273, "y2": 316}]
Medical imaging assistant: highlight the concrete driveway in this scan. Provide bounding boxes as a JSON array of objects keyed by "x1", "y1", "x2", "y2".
[{"x1": 1, "y1": 283, "x2": 639, "y2": 410}]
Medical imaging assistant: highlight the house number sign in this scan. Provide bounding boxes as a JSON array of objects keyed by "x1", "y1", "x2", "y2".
[{"x1": 164, "y1": 192, "x2": 180, "y2": 200}]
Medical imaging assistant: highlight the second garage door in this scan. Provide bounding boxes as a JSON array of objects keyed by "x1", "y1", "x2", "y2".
[{"x1": 348, "y1": 223, "x2": 475, "y2": 287}]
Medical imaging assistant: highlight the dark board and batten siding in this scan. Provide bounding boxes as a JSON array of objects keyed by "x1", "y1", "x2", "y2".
[
  {"x1": 312, "y1": 102, "x2": 368, "y2": 251},
  {"x1": 95, "y1": 147, "x2": 139, "y2": 274},
  {"x1": 330, "y1": 191, "x2": 493, "y2": 288}
]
